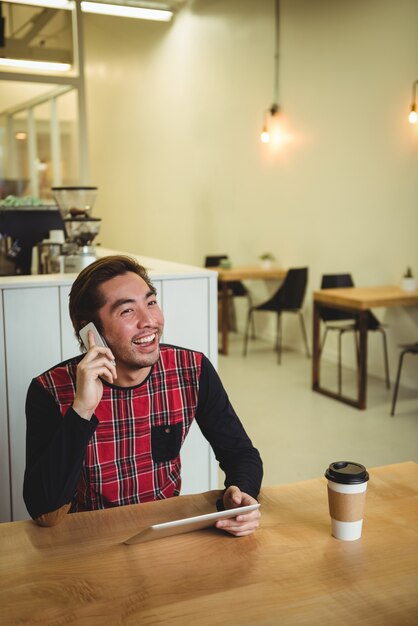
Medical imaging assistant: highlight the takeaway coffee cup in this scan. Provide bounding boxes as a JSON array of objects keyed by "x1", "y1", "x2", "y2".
[{"x1": 325, "y1": 461, "x2": 369, "y2": 541}]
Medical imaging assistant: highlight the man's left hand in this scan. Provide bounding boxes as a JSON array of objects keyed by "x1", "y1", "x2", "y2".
[{"x1": 215, "y1": 485, "x2": 261, "y2": 537}]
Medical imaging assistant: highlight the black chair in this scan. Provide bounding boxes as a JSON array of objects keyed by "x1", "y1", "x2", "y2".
[
  {"x1": 390, "y1": 342, "x2": 418, "y2": 416},
  {"x1": 204, "y1": 255, "x2": 255, "y2": 336},
  {"x1": 243, "y1": 267, "x2": 310, "y2": 363},
  {"x1": 319, "y1": 273, "x2": 390, "y2": 393}
]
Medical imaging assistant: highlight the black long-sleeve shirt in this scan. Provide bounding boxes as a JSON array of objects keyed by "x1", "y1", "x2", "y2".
[{"x1": 24, "y1": 346, "x2": 263, "y2": 519}]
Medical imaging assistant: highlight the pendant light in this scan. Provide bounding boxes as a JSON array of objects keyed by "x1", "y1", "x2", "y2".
[
  {"x1": 260, "y1": 0, "x2": 281, "y2": 144},
  {"x1": 408, "y1": 80, "x2": 418, "y2": 124}
]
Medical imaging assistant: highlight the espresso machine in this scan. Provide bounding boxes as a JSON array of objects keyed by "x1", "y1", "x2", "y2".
[{"x1": 51, "y1": 186, "x2": 101, "y2": 273}]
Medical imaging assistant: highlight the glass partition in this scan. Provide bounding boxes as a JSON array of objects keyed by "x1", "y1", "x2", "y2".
[
  {"x1": 0, "y1": 1, "x2": 88, "y2": 203},
  {"x1": 0, "y1": 81, "x2": 80, "y2": 201}
]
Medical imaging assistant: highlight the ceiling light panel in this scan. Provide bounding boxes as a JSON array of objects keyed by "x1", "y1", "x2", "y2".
[
  {"x1": 0, "y1": 58, "x2": 71, "y2": 71},
  {"x1": 1, "y1": 0, "x2": 174, "y2": 20},
  {"x1": 1, "y1": 0, "x2": 74, "y2": 10},
  {"x1": 80, "y1": 1, "x2": 173, "y2": 21}
]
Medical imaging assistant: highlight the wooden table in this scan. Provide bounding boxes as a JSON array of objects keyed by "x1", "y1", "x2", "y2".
[
  {"x1": 216, "y1": 265, "x2": 286, "y2": 354},
  {"x1": 313, "y1": 285, "x2": 418, "y2": 409},
  {"x1": 1, "y1": 462, "x2": 417, "y2": 625}
]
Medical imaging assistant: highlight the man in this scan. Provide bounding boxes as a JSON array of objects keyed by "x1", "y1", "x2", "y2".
[{"x1": 23, "y1": 255, "x2": 263, "y2": 535}]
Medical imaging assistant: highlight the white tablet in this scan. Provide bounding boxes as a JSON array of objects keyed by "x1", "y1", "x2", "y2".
[{"x1": 123, "y1": 503, "x2": 260, "y2": 545}]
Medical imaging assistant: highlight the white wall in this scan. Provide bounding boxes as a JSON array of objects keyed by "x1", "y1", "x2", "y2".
[{"x1": 83, "y1": 0, "x2": 418, "y2": 388}]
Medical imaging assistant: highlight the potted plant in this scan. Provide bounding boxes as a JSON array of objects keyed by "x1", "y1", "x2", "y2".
[
  {"x1": 259, "y1": 252, "x2": 275, "y2": 269},
  {"x1": 401, "y1": 267, "x2": 416, "y2": 292}
]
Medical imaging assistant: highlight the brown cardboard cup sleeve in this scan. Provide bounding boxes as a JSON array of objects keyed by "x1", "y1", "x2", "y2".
[{"x1": 327, "y1": 487, "x2": 366, "y2": 522}]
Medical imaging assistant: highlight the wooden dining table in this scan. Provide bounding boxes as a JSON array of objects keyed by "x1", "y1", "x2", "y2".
[
  {"x1": 1, "y1": 461, "x2": 417, "y2": 625},
  {"x1": 312, "y1": 285, "x2": 418, "y2": 409},
  {"x1": 216, "y1": 265, "x2": 286, "y2": 355}
]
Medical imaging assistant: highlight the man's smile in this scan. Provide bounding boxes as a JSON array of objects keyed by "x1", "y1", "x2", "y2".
[
  {"x1": 132, "y1": 332, "x2": 159, "y2": 348},
  {"x1": 133, "y1": 333, "x2": 156, "y2": 345}
]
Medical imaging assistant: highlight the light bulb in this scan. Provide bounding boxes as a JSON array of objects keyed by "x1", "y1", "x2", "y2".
[
  {"x1": 261, "y1": 129, "x2": 270, "y2": 143},
  {"x1": 408, "y1": 106, "x2": 417, "y2": 124}
]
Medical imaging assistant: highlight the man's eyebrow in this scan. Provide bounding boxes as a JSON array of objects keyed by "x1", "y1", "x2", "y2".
[
  {"x1": 109, "y1": 290, "x2": 157, "y2": 314},
  {"x1": 109, "y1": 298, "x2": 135, "y2": 313}
]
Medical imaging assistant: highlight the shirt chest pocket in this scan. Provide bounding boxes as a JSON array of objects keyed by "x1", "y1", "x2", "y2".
[{"x1": 151, "y1": 423, "x2": 183, "y2": 462}]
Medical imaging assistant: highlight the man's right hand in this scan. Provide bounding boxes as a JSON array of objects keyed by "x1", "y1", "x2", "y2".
[{"x1": 72, "y1": 330, "x2": 117, "y2": 420}]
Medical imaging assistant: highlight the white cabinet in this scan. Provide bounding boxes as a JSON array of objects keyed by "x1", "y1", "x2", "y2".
[
  {"x1": 4, "y1": 287, "x2": 62, "y2": 521},
  {"x1": 162, "y1": 278, "x2": 210, "y2": 353},
  {"x1": 59, "y1": 285, "x2": 80, "y2": 360},
  {"x1": 0, "y1": 265, "x2": 218, "y2": 522}
]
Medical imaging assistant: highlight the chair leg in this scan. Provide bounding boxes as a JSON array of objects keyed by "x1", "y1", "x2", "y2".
[
  {"x1": 242, "y1": 309, "x2": 253, "y2": 357},
  {"x1": 298, "y1": 311, "x2": 310, "y2": 358},
  {"x1": 247, "y1": 294, "x2": 256, "y2": 340},
  {"x1": 277, "y1": 313, "x2": 283, "y2": 364},
  {"x1": 391, "y1": 350, "x2": 406, "y2": 416},
  {"x1": 338, "y1": 330, "x2": 343, "y2": 395},
  {"x1": 378, "y1": 328, "x2": 390, "y2": 389},
  {"x1": 320, "y1": 327, "x2": 329, "y2": 354},
  {"x1": 228, "y1": 296, "x2": 238, "y2": 333},
  {"x1": 275, "y1": 313, "x2": 280, "y2": 352},
  {"x1": 353, "y1": 329, "x2": 360, "y2": 390}
]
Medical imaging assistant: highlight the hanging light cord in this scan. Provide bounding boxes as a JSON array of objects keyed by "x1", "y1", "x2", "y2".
[
  {"x1": 272, "y1": 0, "x2": 280, "y2": 110},
  {"x1": 412, "y1": 80, "x2": 418, "y2": 105},
  {"x1": 260, "y1": 0, "x2": 281, "y2": 141}
]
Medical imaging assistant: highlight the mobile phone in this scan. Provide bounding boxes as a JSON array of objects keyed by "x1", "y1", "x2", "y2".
[{"x1": 79, "y1": 321, "x2": 109, "y2": 351}]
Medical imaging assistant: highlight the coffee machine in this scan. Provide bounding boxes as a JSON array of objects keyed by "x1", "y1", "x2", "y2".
[{"x1": 51, "y1": 186, "x2": 101, "y2": 273}]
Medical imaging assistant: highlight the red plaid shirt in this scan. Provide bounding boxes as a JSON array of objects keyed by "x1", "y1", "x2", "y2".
[{"x1": 36, "y1": 345, "x2": 202, "y2": 511}]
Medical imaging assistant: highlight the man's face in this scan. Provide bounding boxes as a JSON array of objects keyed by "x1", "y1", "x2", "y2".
[{"x1": 96, "y1": 272, "x2": 164, "y2": 373}]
